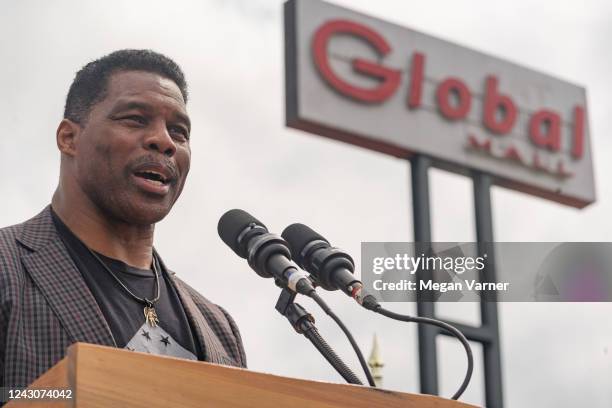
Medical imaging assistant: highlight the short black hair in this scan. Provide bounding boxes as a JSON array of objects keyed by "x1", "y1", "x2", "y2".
[{"x1": 64, "y1": 49, "x2": 188, "y2": 124}]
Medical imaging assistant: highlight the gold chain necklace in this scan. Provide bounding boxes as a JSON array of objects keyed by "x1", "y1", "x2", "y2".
[{"x1": 87, "y1": 248, "x2": 161, "y2": 328}]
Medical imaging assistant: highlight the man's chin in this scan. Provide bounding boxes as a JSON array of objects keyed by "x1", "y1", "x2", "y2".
[
  {"x1": 124, "y1": 203, "x2": 172, "y2": 225},
  {"x1": 106, "y1": 196, "x2": 174, "y2": 226},
  {"x1": 84, "y1": 183, "x2": 177, "y2": 226}
]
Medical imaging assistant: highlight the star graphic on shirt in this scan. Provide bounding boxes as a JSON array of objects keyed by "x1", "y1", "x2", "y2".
[
  {"x1": 160, "y1": 335, "x2": 170, "y2": 347},
  {"x1": 141, "y1": 329, "x2": 151, "y2": 341}
]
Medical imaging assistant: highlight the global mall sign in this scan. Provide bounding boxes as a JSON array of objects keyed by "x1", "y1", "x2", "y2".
[
  {"x1": 284, "y1": 0, "x2": 595, "y2": 208},
  {"x1": 311, "y1": 21, "x2": 586, "y2": 178}
]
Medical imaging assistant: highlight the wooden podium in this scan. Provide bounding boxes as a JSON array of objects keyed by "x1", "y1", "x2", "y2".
[{"x1": 6, "y1": 343, "x2": 478, "y2": 407}]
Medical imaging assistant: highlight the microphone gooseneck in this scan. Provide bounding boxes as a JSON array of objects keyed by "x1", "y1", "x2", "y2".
[{"x1": 282, "y1": 222, "x2": 473, "y2": 400}]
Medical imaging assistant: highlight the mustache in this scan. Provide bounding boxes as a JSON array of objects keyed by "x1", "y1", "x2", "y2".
[{"x1": 128, "y1": 155, "x2": 179, "y2": 181}]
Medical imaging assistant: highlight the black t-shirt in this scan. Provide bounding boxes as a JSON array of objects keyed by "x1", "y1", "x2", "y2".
[{"x1": 51, "y1": 209, "x2": 202, "y2": 361}]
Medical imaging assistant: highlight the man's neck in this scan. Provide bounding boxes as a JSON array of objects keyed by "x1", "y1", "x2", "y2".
[{"x1": 51, "y1": 190, "x2": 155, "y2": 270}]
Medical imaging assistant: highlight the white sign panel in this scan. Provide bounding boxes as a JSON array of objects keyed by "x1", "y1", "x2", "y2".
[{"x1": 284, "y1": 0, "x2": 595, "y2": 208}]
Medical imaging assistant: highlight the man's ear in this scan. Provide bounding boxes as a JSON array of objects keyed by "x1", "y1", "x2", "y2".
[{"x1": 56, "y1": 118, "x2": 81, "y2": 156}]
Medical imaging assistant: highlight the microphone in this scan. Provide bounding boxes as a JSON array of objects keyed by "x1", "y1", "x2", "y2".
[
  {"x1": 219, "y1": 210, "x2": 376, "y2": 386},
  {"x1": 218, "y1": 209, "x2": 315, "y2": 296},
  {"x1": 281, "y1": 223, "x2": 379, "y2": 310}
]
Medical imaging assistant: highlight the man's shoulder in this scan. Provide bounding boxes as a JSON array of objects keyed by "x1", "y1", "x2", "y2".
[
  {"x1": 0, "y1": 220, "x2": 27, "y2": 266},
  {"x1": 0, "y1": 207, "x2": 52, "y2": 291},
  {"x1": 0, "y1": 207, "x2": 52, "y2": 249},
  {"x1": 0, "y1": 220, "x2": 29, "y2": 302},
  {"x1": 0, "y1": 206, "x2": 55, "y2": 254},
  {"x1": 0, "y1": 221, "x2": 24, "y2": 249}
]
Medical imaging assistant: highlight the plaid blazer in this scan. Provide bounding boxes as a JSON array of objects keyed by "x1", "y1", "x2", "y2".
[{"x1": 0, "y1": 206, "x2": 246, "y2": 389}]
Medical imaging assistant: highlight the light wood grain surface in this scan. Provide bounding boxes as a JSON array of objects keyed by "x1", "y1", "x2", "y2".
[{"x1": 6, "y1": 343, "x2": 479, "y2": 408}]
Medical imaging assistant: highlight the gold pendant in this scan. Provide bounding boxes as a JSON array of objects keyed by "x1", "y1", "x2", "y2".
[{"x1": 144, "y1": 306, "x2": 159, "y2": 327}]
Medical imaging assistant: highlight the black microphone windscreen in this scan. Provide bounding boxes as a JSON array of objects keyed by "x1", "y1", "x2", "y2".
[
  {"x1": 281, "y1": 223, "x2": 329, "y2": 266},
  {"x1": 218, "y1": 209, "x2": 267, "y2": 258}
]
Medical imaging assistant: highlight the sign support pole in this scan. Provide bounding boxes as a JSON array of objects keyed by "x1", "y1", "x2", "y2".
[
  {"x1": 472, "y1": 171, "x2": 504, "y2": 407},
  {"x1": 411, "y1": 155, "x2": 504, "y2": 407},
  {"x1": 410, "y1": 154, "x2": 439, "y2": 396}
]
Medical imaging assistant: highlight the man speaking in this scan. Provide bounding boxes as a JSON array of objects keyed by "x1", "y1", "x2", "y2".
[{"x1": 0, "y1": 50, "x2": 246, "y2": 389}]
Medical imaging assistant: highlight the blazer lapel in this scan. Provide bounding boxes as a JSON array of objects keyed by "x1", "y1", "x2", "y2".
[
  {"x1": 17, "y1": 206, "x2": 116, "y2": 347},
  {"x1": 173, "y1": 282, "x2": 225, "y2": 364},
  {"x1": 166, "y1": 272, "x2": 233, "y2": 366}
]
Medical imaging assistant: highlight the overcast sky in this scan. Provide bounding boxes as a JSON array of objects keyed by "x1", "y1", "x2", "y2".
[{"x1": 1, "y1": 0, "x2": 611, "y2": 406}]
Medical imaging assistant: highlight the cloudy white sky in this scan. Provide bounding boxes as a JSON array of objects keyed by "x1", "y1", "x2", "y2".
[{"x1": 1, "y1": 0, "x2": 611, "y2": 406}]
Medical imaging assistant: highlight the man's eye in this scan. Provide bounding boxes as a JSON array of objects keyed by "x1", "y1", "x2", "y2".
[
  {"x1": 121, "y1": 115, "x2": 147, "y2": 125},
  {"x1": 169, "y1": 125, "x2": 190, "y2": 140}
]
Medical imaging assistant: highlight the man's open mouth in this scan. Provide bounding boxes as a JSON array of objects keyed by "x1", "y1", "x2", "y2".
[{"x1": 133, "y1": 170, "x2": 170, "y2": 185}]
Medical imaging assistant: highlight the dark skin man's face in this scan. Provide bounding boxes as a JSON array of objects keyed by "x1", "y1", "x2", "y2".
[{"x1": 72, "y1": 70, "x2": 191, "y2": 225}]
